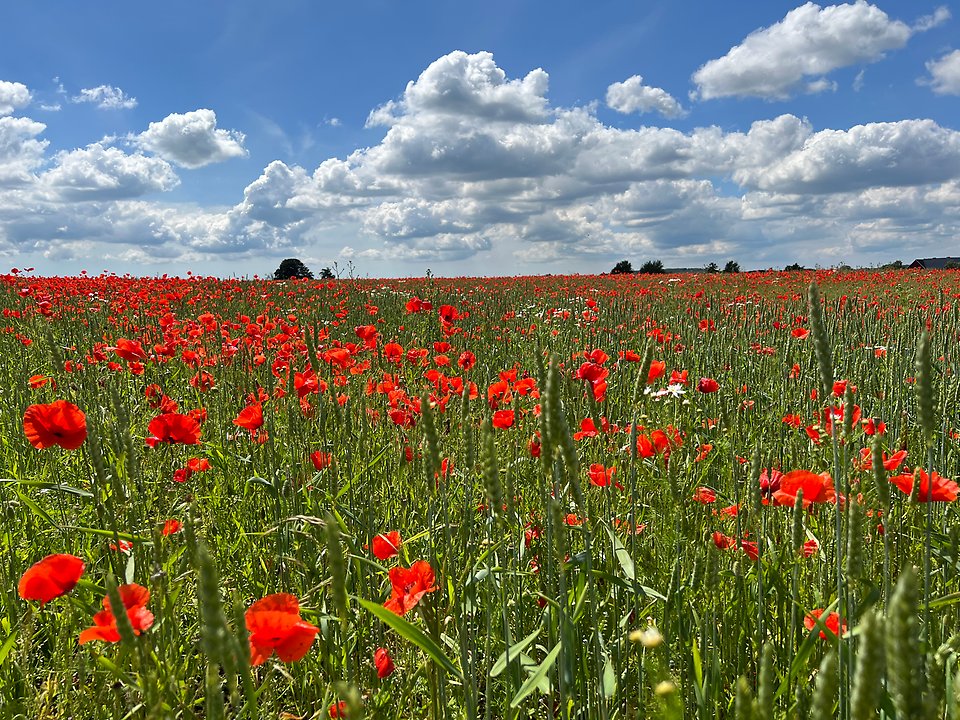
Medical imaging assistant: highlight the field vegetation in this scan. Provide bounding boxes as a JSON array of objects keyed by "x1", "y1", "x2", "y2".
[{"x1": 2, "y1": 268, "x2": 959, "y2": 719}]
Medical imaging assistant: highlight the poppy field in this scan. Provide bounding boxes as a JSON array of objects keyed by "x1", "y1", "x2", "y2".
[{"x1": 3, "y1": 267, "x2": 960, "y2": 719}]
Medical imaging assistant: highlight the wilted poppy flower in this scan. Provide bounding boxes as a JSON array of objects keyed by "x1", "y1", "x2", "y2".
[
  {"x1": 773, "y1": 470, "x2": 838, "y2": 507},
  {"x1": 245, "y1": 593, "x2": 320, "y2": 666},
  {"x1": 78, "y1": 584, "x2": 154, "y2": 644},
  {"x1": 19, "y1": 554, "x2": 85, "y2": 605},
  {"x1": 804, "y1": 609, "x2": 847, "y2": 640},
  {"x1": 890, "y1": 469, "x2": 958, "y2": 502},
  {"x1": 23, "y1": 400, "x2": 87, "y2": 450},
  {"x1": 146, "y1": 413, "x2": 201, "y2": 445},
  {"x1": 697, "y1": 377, "x2": 719, "y2": 393},
  {"x1": 384, "y1": 560, "x2": 437, "y2": 616},
  {"x1": 369, "y1": 531, "x2": 402, "y2": 561},
  {"x1": 374, "y1": 647, "x2": 395, "y2": 679}
]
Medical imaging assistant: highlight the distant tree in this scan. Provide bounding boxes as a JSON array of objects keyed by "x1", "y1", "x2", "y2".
[
  {"x1": 639, "y1": 260, "x2": 664, "y2": 274},
  {"x1": 784, "y1": 263, "x2": 804, "y2": 272},
  {"x1": 319, "y1": 267, "x2": 335, "y2": 279},
  {"x1": 947, "y1": 261, "x2": 960, "y2": 270},
  {"x1": 273, "y1": 258, "x2": 314, "y2": 280},
  {"x1": 611, "y1": 260, "x2": 634, "y2": 274},
  {"x1": 723, "y1": 260, "x2": 741, "y2": 274},
  {"x1": 704, "y1": 261, "x2": 719, "y2": 273}
]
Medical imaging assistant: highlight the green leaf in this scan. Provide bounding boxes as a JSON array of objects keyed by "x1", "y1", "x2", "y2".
[
  {"x1": 601, "y1": 654, "x2": 617, "y2": 698},
  {"x1": 602, "y1": 522, "x2": 635, "y2": 581},
  {"x1": 356, "y1": 598, "x2": 462, "y2": 681},
  {"x1": 491, "y1": 622, "x2": 541, "y2": 677},
  {"x1": 0, "y1": 629, "x2": 17, "y2": 667},
  {"x1": 510, "y1": 641, "x2": 562, "y2": 708}
]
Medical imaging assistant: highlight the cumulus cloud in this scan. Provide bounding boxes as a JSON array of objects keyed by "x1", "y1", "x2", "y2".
[
  {"x1": 0, "y1": 116, "x2": 48, "y2": 185},
  {"x1": 137, "y1": 109, "x2": 247, "y2": 168},
  {"x1": 73, "y1": 85, "x2": 138, "y2": 110},
  {"x1": 42, "y1": 143, "x2": 180, "y2": 200},
  {"x1": 2, "y1": 50, "x2": 960, "y2": 271},
  {"x1": 0, "y1": 81, "x2": 31, "y2": 116},
  {"x1": 606, "y1": 75, "x2": 686, "y2": 118},
  {"x1": 740, "y1": 120, "x2": 960, "y2": 193},
  {"x1": 924, "y1": 50, "x2": 960, "y2": 95},
  {"x1": 692, "y1": 2, "x2": 916, "y2": 100}
]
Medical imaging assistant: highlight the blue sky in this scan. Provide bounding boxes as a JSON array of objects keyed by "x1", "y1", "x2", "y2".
[{"x1": 1, "y1": 1, "x2": 958, "y2": 277}]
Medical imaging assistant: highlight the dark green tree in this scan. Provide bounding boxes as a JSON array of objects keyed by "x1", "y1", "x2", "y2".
[
  {"x1": 784, "y1": 263, "x2": 804, "y2": 272},
  {"x1": 639, "y1": 259, "x2": 664, "y2": 274},
  {"x1": 704, "y1": 261, "x2": 719, "y2": 273},
  {"x1": 611, "y1": 260, "x2": 634, "y2": 274},
  {"x1": 273, "y1": 258, "x2": 314, "y2": 280},
  {"x1": 723, "y1": 260, "x2": 741, "y2": 274},
  {"x1": 319, "y1": 267, "x2": 335, "y2": 279}
]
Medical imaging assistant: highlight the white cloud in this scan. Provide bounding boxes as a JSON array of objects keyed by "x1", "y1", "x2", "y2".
[
  {"x1": 924, "y1": 50, "x2": 960, "y2": 95},
  {"x1": 2, "y1": 50, "x2": 960, "y2": 272},
  {"x1": 0, "y1": 116, "x2": 48, "y2": 185},
  {"x1": 42, "y1": 143, "x2": 179, "y2": 200},
  {"x1": 741, "y1": 120, "x2": 960, "y2": 193},
  {"x1": 73, "y1": 85, "x2": 138, "y2": 110},
  {"x1": 913, "y1": 5, "x2": 951, "y2": 32},
  {"x1": 692, "y1": 2, "x2": 915, "y2": 100},
  {"x1": 137, "y1": 109, "x2": 247, "y2": 168},
  {"x1": 0, "y1": 81, "x2": 31, "y2": 116},
  {"x1": 606, "y1": 75, "x2": 686, "y2": 118}
]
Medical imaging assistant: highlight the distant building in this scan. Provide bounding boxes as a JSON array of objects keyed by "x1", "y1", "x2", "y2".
[{"x1": 909, "y1": 257, "x2": 960, "y2": 269}]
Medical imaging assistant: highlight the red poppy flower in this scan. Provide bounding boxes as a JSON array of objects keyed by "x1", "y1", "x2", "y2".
[
  {"x1": 791, "y1": 328, "x2": 810, "y2": 340},
  {"x1": 712, "y1": 531, "x2": 736, "y2": 550},
  {"x1": 233, "y1": 404, "x2": 264, "y2": 432},
  {"x1": 161, "y1": 519, "x2": 182, "y2": 536},
  {"x1": 890, "y1": 469, "x2": 958, "y2": 502},
  {"x1": 374, "y1": 647, "x2": 395, "y2": 679},
  {"x1": 146, "y1": 413, "x2": 201, "y2": 445},
  {"x1": 804, "y1": 609, "x2": 847, "y2": 640},
  {"x1": 310, "y1": 451, "x2": 333, "y2": 470},
  {"x1": 588, "y1": 463, "x2": 615, "y2": 488},
  {"x1": 772, "y1": 470, "x2": 838, "y2": 507},
  {"x1": 695, "y1": 444, "x2": 713, "y2": 462},
  {"x1": 23, "y1": 400, "x2": 88, "y2": 450},
  {"x1": 697, "y1": 377, "x2": 719, "y2": 393},
  {"x1": 329, "y1": 702, "x2": 348, "y2": 718},
  {"x1": 369, "y1": 531, "x2": 402, "y2": 561},
  {"x1": 855, "y1": 448, "x2": 907, "y2": 472},
  {"x1": 78, "y1": 584, "x2": 154, "y2": 644},
  {"x1": 492, "y1": 409, "x2": 515, "y2": 429},
  {"x1": 384, "y1": 560, "x2": 437, "y2": 616},
  {"x1": 18, "y1": 554, "x2": 85, "y2": 605},
  {"x1": 457, "y1": 351, "x2": 476, "y2": 370},
  {"x1": 802, "y1": 539, "x2": 819, "y2": 558},
  {"x1": 693, "y1": 487, "x2": 716, "y2": 504},
  {"x1": 245, "y1": 593, "x2": 320, "y2": 666},
  {"x1": 647, "y1": 360, "x2": 666, "y2": 384},
  {"x1": 113, "y1": 338, "x2": 148, "y2": 361}
]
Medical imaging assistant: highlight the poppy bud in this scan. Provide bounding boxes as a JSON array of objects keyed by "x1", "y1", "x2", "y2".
[{"x1": 374, "y1": 647, "x2": 395, "y2": 679}]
